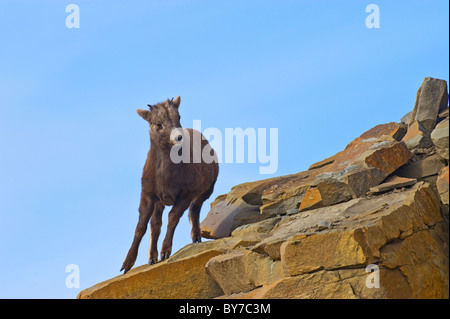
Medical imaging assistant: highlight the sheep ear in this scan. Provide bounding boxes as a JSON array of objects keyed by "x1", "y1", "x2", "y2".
[
  {"x1": 172, "y1": 96, "x2": 181, "y2": 108},
  {"x1": 137, "y1": 109, "x2": 151, "y2": 122}
]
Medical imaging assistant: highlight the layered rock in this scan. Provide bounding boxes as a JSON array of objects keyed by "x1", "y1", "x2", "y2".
[
  {"x1": 402, "y1": 120, "x2": 434, "y2": 149},
  {"x1": 367, "y1": 175, "x2": 416, "y2": 195},
  {"x1": 437, "y1": 166, "x2": 449, "y2": 205},
  {"x1": 222, "y1": 182, "x2": 448, "y2": 299},
  {"x1": 432, "y1": 116, "x2": 449, "y2": 160},
  {"x1": 200, "y1": 179, "x2": 277, "y2": 239},
  {"x1": 79, "y1": 182, "x2": 448, "y2": 299},
  {"x1": 78, "y1": 241, "x2": 229, "y2": 299},
  {"x1": 202, "y1": 122, "x2": 414, "y2": 237}
]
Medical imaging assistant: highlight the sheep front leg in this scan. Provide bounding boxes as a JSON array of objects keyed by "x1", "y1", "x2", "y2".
[
  {"x1": 148, "y1": 201, "x2": 164, "y2": 265},
  {"x1": 160, "y1": 197, "x2": 192, "y2": 260},
  {"x1": 120, "y1": 194, "x2": 155, "y2": 274}
]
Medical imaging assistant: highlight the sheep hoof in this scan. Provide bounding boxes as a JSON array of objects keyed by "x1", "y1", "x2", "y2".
[
  {"x1": 161, "y1": 251, "x2": 171, "y2": 261},
  {"x1": 192, "y1": 236, "x2": 202, "y2": 243},
  {"x1": 148, "y1": 258, "x2": 158, "y2": 265}
]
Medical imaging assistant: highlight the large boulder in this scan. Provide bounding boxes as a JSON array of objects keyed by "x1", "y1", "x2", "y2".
[
  {"x1": 77, "y1": 238, "x2": 238, "y2": 299},
  {"x1": 431, "y1": 116, "x2": 449, "y2": 160},
  {"x1": 395, "y1": 154, "x2": 446, "y2": 180},
  {"x1": 77, "y1": 249, "x2": 224, "y2": 299},
  {"x1": 409, "y1": 77, "x2": 448, "y2": 131},
  {"x1": 200, "y1": 180, "x2": 270, "y2": 239},
  {"x1": 205, "y1": 249, "x2": 285, "y2": 295},
  {"x1": 367, "y1": 175, "x2": 417, "y2": 195},
  {"x1": 402, "y1": 78, "x2": 448, "y2": 151},
  {"x1": 402, "y1": 120, "x2": 433, "y2": 149}
]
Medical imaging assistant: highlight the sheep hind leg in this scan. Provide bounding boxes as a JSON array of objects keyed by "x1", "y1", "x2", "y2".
[
  {"x1": 189, "y1": 186, "x2": 215, "y2": 243},
  {"x1": 188, "y1": 201, "x2": 202, "y2": 243}
]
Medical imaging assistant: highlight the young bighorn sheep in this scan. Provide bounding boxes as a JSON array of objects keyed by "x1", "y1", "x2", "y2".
[{"x1": 120, "y1": 96, "x2": 219, "y2": 274}]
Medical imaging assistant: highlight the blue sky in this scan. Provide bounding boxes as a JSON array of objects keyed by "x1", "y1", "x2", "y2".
[{"x1": 0, "y1": 1, "x2": 448, "y2": 298}]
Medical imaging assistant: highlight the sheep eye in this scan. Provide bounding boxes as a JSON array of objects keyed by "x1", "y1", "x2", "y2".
[{"x1": 155, "y1": 123, "x2": 163, "y2": 130}]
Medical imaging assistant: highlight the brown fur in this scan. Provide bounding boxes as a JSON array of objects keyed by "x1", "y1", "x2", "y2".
[{"x1": 121, "y1": 96, "x2": 219, "y2": 273}]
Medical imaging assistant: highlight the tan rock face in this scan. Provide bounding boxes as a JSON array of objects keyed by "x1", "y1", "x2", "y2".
[
  {"x1": 402, "y1": 120, "x2": 433, "y2": 149},
  {"x1": 259, "y1": 171, "x2": 314, "y2": 216},
  {"x1": 364, "y1": 141, "x2": 414, "y2": 175},
  {"x1": 203, "y1": 122, "x2": 415, "y2": 235},
  {"x1": 200, "y1": 179, "x2": 270, "y2": 239},
  {"x1": 431, "y1": 116, "x2": 449, "y2": 160},
  {"x1": 79, "y1": 171, "x2": 448, "y2": 300},
  {"x1": 237, "y1": 268, "x2": 413, "y2": 299},
  {"x1": 308, "y1": 153, "x2": 339, "y2": 170},
  {"x1": 78, "y1": 249, "x2": 224, "y2": 299},
  {"x1": 205, "y1": 250, "x2": 285, "y2": 295},
  {"x1": 226, "y1": 182, "x2": 448, "y2": 299},
  {"x1": 281, "y1": 230, "x2": 367, "y2": 276},
  {"x1": 201, "y1": 119, "x2": 414, "y2": 240},
  {"x1": 298, "y1": 187, "x2": 323, "y2": 212},
  {"x1": 359, "y1": 122, "x2": 407, "y2": 141},
  {"x1": 368, "y1": 175, "x2": 417, "y2": 195},
  {"x1": 221, "y1": 181, "x2": 447, "y2": 299},
  {"x1": 260, "y1": 137, "x2": 412, "y2": 217},
  {"x1": 396, "y1": 154, "x2": 446, "y2": 180},
  {"x1": 437, "y1": 166, "x2": 449, "y2": 205},
  {"x1": 200, "y1": 197, "x2": 261, "y2": 239},
  {"x1": 308, "y1": 138, "x2": 413, "y2": 206},
  {"x1": 380, "y1": 228, "x2": 449, "y2": 298}
]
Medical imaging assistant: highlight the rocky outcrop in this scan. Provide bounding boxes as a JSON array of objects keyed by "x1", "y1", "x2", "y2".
[
  {"x1": 78, "y1": 77, "x2": 449, "y2": 299},
  {"x1": 437, "y1": 166, "x2": 449, "y2": 205},
  {"x1": 202, "y1": 123, "x2": 414, "y2": 237},
  {"x1": 79, "y1": 246, "x2": 225, "y2": 299},
  {"x1": 403, "y1": 77, "x2": 448, "y2": 150},
  {"x1": 199, "y1": 181, "x2": 271, "y2": 239},
  {"x1": 409, "y1": 77, "x2": 448, "y2": 131},
  {"x1": 432, "y1": 116, "x2": 449, "y2": 160}
]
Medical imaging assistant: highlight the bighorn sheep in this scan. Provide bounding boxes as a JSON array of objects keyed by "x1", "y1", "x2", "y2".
[{"x1": 121, "y1": 96, "x2": 218, "y2": 274}]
